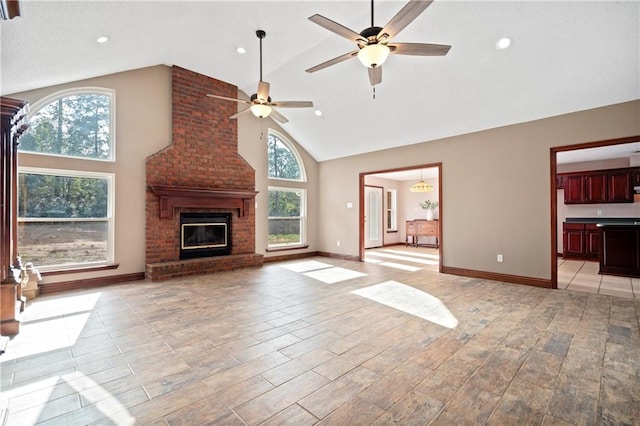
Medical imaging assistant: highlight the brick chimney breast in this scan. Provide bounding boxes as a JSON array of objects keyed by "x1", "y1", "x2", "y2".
[{"x1": 145, "y1": 66, "x2": 260, "y2": 277}]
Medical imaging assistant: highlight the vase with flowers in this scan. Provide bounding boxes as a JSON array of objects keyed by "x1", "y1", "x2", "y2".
[{"x1": 418, "y1": 200, "x2": 438, "y2": 221}]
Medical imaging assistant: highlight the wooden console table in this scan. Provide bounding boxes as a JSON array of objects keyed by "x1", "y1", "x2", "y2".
[{"x1": 406, "y1": 220, "x2": 439, "y2": 248}]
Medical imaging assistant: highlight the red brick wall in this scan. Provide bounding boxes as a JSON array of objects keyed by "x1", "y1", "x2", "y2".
[{"x1": 145, "y1": 66, "x2": 256, "y2": 264}]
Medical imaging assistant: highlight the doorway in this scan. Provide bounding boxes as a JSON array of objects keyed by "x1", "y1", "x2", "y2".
[
  {"x1": 550, "y1": 135, "x2": 640, "y2": 291},
  {"x1": 359, "y1": 163, "x2": 443, "y2": 273}
]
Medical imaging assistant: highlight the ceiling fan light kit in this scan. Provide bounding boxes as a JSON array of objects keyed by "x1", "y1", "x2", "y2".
[
  {"x1": 357, "y1": 44, "x2": 390, "y2": 68},
  {"x1": 250, "y1": 103, "x2": 272, "y2": 118}
]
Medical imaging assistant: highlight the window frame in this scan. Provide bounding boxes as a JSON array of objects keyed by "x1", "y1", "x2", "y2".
[
  {"x1": 386, "y1": 188, "x2": 398, "y2": 232},
  {"x1": 266, "y1": 129, "x2": 308, "y2": 250},
  {"x1": 267, "y1": 186, "x2": 307, "y2": 249},
  {"x1": 17, "y1": 166, "x2": 116, "y2": 272},
  {"x1": 20, "y1": 87, "x2": 116, "y2": 162},
  {"x1": 267, "y1": 129, "x2": 306, "y2": 183}
]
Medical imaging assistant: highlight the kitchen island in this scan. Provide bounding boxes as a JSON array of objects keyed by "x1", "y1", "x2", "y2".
[{"x1": 597, "y1": 222, "x2": 640, "y2": 278}]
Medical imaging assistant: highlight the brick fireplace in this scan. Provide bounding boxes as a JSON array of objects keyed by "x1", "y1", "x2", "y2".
[{"x1": 145, "y1": 66, "x2": 263, "y2": 281}]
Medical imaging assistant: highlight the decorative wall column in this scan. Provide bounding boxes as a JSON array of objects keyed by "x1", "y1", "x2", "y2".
[{"x1": 1, "y1": 97, "x2": 29, "y2": 336}]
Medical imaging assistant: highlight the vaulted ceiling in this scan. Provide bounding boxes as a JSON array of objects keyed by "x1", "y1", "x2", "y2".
[{"x1": 1, "y1": 1, "x2": 638, "y2": 162}]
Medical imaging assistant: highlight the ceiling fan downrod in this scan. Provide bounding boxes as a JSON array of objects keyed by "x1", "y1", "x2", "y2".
[
  {"x1": 256, "y1": 29, "x2": 266, "y2": 81},
  {"x1": 370, "y1": 0, "x2": 374, "y2": 28}
]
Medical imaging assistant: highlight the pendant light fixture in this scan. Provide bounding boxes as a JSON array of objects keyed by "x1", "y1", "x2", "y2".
[{"x1": 410, "y1": 169, "x2": 433, "y2": 193}]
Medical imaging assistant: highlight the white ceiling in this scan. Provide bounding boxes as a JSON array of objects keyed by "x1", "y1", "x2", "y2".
[{"x1": 1, "y1": 1, "x2": 638, "y2": 163}]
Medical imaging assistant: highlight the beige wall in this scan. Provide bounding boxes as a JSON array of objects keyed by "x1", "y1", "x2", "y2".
[{"x1": 318, "y1": 100, "x2": 640, "y2": 280}]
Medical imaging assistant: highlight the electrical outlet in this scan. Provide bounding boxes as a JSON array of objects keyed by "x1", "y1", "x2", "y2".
[
  {"x1": 597, "y1": 210, "x2": 603, "y2": 216},
  {"x1": 497, "y1": 254, "x2": 503, "y2": 262},
  {"x1": 337, "y1": 241, "x2": 341, "y2": 247}
]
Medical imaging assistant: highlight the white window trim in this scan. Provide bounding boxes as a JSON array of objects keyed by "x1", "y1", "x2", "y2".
[
  {"x1": 267, "y1": 186, "x2": 307, "y2": 249},
  {"x1": 22, "y1": 87, "x2": 116, "y2": 162},
  {"x1": 18, "y1": 166, "x2": 115, "y2": 271},
  {"x1": 387, "y1": 188, "x2": 398, "y2": 232}
]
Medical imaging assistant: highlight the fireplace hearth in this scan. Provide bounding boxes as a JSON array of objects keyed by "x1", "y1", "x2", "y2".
[{"x1": 180, "y1": 213, "x2": 231, "y2": 260}]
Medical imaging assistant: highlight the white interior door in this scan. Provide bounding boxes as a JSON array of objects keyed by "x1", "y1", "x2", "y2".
[{"x1": 364, "y1": 186, "x2": 383, "y2": 248}]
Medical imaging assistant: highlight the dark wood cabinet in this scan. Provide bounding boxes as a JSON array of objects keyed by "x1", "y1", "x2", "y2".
[
  {"x1": 632, "y1": 169, "x2": 640, "y2": 186},
  {"x1": 563, "y1": 223, "x2": 585, "y2": 257},
  {"x1": 599, "y1": 225, "x2": 640, "y2": 277},
  {"x1": 560, "y1": 168, "x2": 634, "y2": 204},
  {"x1": 563, "y1": 222, "x2": 599, "y2": 259},
  {"x1": 563, "y1": 175, "x2": 585, "y2": 203},
  {"x1": 608, "y1": 170, "x2": 633, "y2": 202},
  {"x1": 585, "y1": 173, "x2": 607, "y2": 203},
  {"x1": 585, "y1": 225, "x2": 600, "y2": 258}
]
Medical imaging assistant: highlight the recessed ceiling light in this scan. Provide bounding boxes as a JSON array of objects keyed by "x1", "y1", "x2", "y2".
[
  {"x1": 495, "y1": 37, "x2": 511, "y2": 50},
  {"x1": 236, "y1": 47, "x2": 246, "y2": 54},
  {"x1": 96, "y1": 36, "x2": 109, "y2": 44},
  {"x1": 314, "y1": 110, "x2": 322, "y2": 117}
]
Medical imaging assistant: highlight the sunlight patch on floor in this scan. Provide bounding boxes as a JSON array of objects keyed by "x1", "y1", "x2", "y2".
[
  {"x1": 303, "y1": 267, "x2": 367, "y2": 284},
  {"x1": 366, "y1": 251, "x2": 438, "y2": 265},
  {"x1": 3, "y1": 293, "x2": 101, "y2": 361},
  {"x1": 352, "y1": 281, "x2": 458, "y2": 328},
  {"x1": 377, "y1": 262, "x2": 422, "y2": 272},
  {"x1": 2, "y1": 372, "x2": 135, "y2": 425},
  {"x1": 364, "y1": 257, "x2": 382, "y2": 264},
  {"x1": 281, "y1": 260, "x2": 333, "y2": 273},
  {"x1": 379, "y1": 249, "x2": 440, "y2": 261}
]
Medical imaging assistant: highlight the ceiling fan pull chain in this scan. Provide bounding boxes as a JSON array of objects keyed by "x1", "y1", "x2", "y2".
[{"x1": 373, "y1": 86, "x2": 376, "y2": 100}]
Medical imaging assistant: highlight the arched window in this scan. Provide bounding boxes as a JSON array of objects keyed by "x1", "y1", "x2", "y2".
[
  {"x1": 267, "y1": 130, "x2": 307, "y2": 249},
  {"x1": 20, "y1": 88, "x2": 115, "y2": 161},
  {"x1": 17, "y1": 88, "x2": 116, "y2": 270},
  {"x1": 267, "y1": 130, "x2": 305, "y2": 181}
]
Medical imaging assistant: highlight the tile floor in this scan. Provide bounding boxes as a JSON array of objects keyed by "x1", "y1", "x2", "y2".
[
  {"x1": 558, "y1": 258, "x2": 640, "y2": 299},
  {"x1": 1, "y1": 251, "x2": 639, "y2": 425}
]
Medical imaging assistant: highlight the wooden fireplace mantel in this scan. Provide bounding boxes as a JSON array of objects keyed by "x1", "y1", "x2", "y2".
[{"x1": 149, "y1": 185, "x2": 258, "y2": 218}]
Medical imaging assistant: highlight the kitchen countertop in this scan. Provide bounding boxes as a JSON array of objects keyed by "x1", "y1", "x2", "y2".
[{"x1": 565, "y1": 217, "x2": 640, "y2": 225}]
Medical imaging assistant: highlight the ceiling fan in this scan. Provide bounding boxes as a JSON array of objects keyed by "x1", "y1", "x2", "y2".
[
  {"x1": 306, "y1": 0, "x2": 451, "y2": 86},
  {"x1": 207, "y1": 30, "x2": 313, "y2": 124}
]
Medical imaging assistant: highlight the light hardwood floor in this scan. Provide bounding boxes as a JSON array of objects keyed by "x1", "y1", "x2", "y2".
[{"x1": 1, "y1": 250, "x2": 638, "y2": 425}]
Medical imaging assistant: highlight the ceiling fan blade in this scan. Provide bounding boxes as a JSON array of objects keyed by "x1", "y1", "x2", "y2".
[
  {"x1": 368, "y1": 66, "x2": 382, "y2": 86},
  {"x1": 378, "y1": 0, "x2": 434, "y2": 41},
  {"x1": 229, "y1": 107, "x2": 252, "y2": 119},
  {"x1": 309, "y1": 14, "x2": 366, "y2": 43},
  {"x1": 257, "y1": 81, "x2": 270, "y2": 101},
  {"x1": 390, "y1": 42, "x2": 451, "y2": 56},
  {"x1": 206, "y1": 94, "x2": 251, "y2": 105},
  {"x1": 270, "y1": 101, "x2": 314, "y2": 108},
  {"x1": 306, "y1": 50, "x2": 359, "y2": 73},
  {"x1": 269, "y1": 108, "x2": 289, "y2": 124}
]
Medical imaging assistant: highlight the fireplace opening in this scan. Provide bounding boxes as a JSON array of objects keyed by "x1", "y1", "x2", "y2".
[{"x1": 180, "y1": 212, "x2": 232, "y2": 260}]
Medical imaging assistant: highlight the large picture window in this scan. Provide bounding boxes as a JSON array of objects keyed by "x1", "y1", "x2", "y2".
[
  {"x1": 17, "y1": 87, "x2": 116, "y2": 271},
  {"x1": 267, "y1": 130, "x2": 307, "y2": 249},
  {"x1": 19, "y1": 88, "x2": 114, "y2": 161},
  {"x1": 268, "y1": 187, "x2": 305, "y2": 247},
  {"x1": 18, "y1": 168, "x2": 114, "y2": 270}
]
